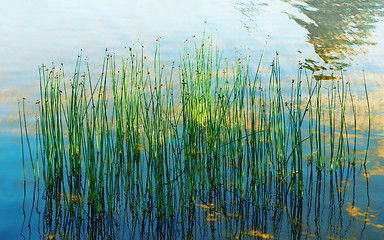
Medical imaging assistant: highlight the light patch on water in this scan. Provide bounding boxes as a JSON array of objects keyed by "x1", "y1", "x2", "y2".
[
  {"x1": 245, "y1": 230, "x2": 275, "y2": 239},
  {"x1": 0, "y1": 87, "x2": 22, "y2": 105},
  {"x1": 205, "y1": 213, "x2": 218, "y2": 222},
  {"x1": 227, "y1": 212, "x2": 242, "y2": 218},
  {"x1": 45, "y1": 234, "x2": 58, "y2": 239},
  {"x1": 195, "y1": 202, "x2": 215, "y2": 211},
  {"x1": 301, "y1": 231, "x2": 317, "y2": 238},
  {"x1": 326, "y1": 236, "x2": 356, "y2": 240},
  {"x1": 345, "y1": 203, "x2": 366, "y2": 217},
  {"x1": 59, "y1": 193, "x2": 83, "y2": 204},
  {"x1": 367, "y1": 161, "x2": 384, "y2": 177},
  {"x1": 373, "y1": 139, "x2": 384, "y2": 159},
  {"x1": 345, "y1": 202, "x2": 384, "y2": 229}
]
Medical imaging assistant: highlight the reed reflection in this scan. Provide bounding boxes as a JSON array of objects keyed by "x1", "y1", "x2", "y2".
[{"x1": 21, "y1": 162, "x2": 370, "y2": 239}]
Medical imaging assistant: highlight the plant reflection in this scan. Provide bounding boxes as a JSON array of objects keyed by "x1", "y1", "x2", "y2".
[
  {"x1": 283, "y1": 0, "x2": 384, "y2": 69},
  {"x1": 236, "y1": 0, "x2": 384, "y2": 70},
  {"x1": 21, "y1": 162, "x2": 372, "y2": 239},
  {"x1": 234, "y1": 1, "x2": 269, "y2": 32}
]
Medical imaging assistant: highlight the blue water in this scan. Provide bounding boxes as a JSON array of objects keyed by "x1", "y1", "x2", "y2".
[{"x1": 1, "y1": 0, "x2": 384, "y2": 238}]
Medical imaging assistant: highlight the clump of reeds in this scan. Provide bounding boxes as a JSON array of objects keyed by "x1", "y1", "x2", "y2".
[{"x1": 19, "y1": 34, "x2": 371, "y2": 220}]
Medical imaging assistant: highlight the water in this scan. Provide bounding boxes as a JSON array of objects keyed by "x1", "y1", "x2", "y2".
[{"x1": 1, "y1": 0, "x2": 384, "y2": 239}]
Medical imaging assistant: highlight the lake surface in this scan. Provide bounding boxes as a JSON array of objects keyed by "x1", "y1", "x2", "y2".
[{"x1": 1, "y1": 0, "x2": 384, "y2": 239}]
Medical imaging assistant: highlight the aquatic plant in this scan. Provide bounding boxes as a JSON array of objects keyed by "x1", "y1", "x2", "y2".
[{"x1": 19, "y1": 34, "x2": 371, "y2": 224}]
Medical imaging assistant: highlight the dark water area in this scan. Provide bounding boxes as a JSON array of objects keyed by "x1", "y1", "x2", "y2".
[
  {"x1": 1, "y1": 0, "x2": 384, "y2": 239},
  {"x1": 17, "y1": 166, "x2": 380, "y2": 239}
]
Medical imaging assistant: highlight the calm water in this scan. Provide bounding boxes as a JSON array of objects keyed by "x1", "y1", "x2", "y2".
[{"x1": 1, "y1": 0, "x2": 384, "y2": 239}]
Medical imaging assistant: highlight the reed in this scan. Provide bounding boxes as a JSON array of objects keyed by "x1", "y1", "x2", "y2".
[{"x1": 19, "y1": 34, "x2": 371, "y2": 220}]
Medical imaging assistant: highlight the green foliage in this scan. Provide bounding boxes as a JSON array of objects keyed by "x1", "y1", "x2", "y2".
[{"x1": 19, "y1": 35, "x2": 370, "y2": 220}]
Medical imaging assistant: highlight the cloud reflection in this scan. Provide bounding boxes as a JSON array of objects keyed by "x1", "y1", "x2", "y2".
[{"x1": 345, "y1": 202, "x2": 384, "y2": 229}]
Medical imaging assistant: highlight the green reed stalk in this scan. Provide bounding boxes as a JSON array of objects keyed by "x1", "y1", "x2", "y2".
[
  {"x1": 348, "y1": 82, "x2": 357, "y2": 165},
  {"x1": 18, "y1": 100, "x2": 26, "y2": 182},
  {"x1": 362, "y1": 71, "x2": 371, "y2": 165},
  {"x1": 21, "y1": 99, "x2": 35, "y2": 181}
]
